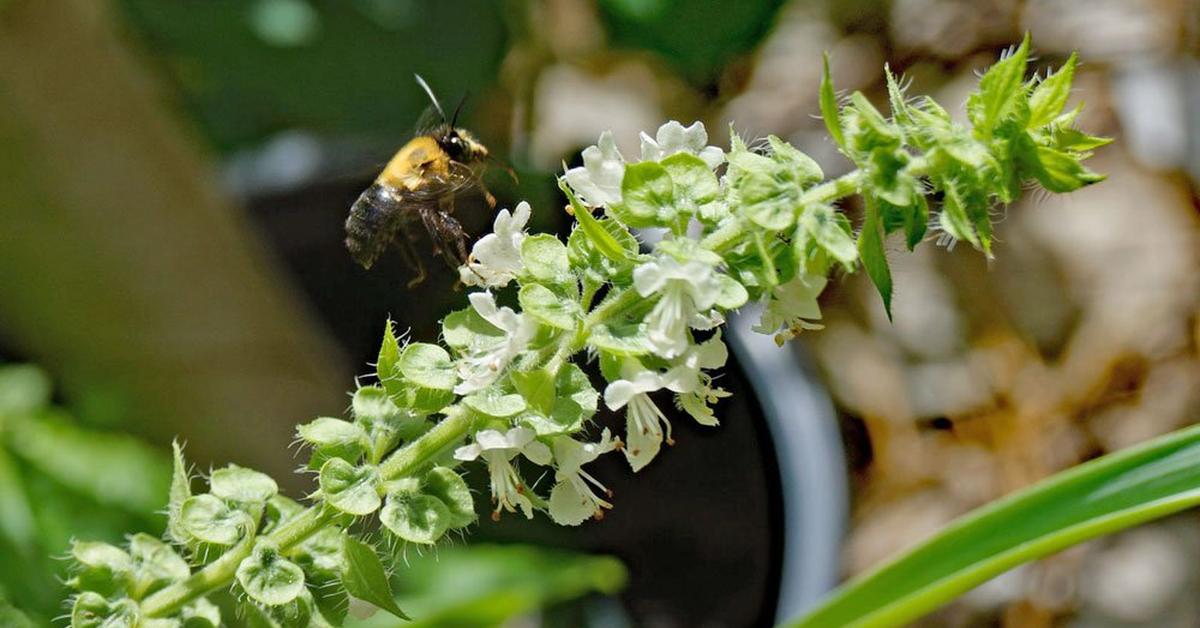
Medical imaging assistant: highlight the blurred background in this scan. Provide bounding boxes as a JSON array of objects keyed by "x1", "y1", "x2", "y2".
[{"x1": 0, "y1": 0, "x2": 1198, "y2": 626}]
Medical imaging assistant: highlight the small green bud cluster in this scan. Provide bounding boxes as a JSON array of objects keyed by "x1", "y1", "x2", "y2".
[{"x1": 65, "y1": 41, "x2": 1106, "y2": 627}]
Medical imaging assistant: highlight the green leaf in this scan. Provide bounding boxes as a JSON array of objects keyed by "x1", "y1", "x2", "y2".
[
  {"x1": 377, "y1": 319, "x2": 401, "y2": 385},
  {"x1": 518, "y1": 283, "x2": 580, "y2": 330},
  {"x1": 713, "y1": 273, "x2": 750, "y2": 309},
  {"x1": 209, "y1": 464, "x2": 278, "y2": 505},
  {"x1": 787, "y1": 423, "x2": 1200, "y2": 628},
  {"x1": 545, "y1": 363, "x2": 599, "y2": 434},
  {"x1": 1028, "y1": 52, "x2": 1076, "y2": 128},
  {"x1": 442, "y1": 305, "x2": 504, "y2": 352},
  {"x1": 566, "y1": 216, "x2": 638, "y2": 281},
  {"x1": 801, "y1": 204, "x2": 858, "y2": 265},
  {"x1": 819, "y1": 52, "x2": 845, "y2": 149},
  {"x1": 739, "y1": 170, "x2": 800, "y2": 230},
  {"x1": 399, "y1": 343, "x2": 456, "y2": 391},
  {"x1": 1030, "y1": 145, "x2": 1106, "y2": 192},
  {"x1": 559, "y1": 178, "x2": 634, "y2": 266},
  {"x1": 179, "y1": 494, "x2": 244, "y2": 546},
  {"x1": 938, "y1": 179, "x2": 981, "y2": 249},
  {"x1": 71, "y1": 592, "x2": 138, "y2": 628},
  {"x1": 128, "y1": 533, "x2": 189, "y2": 598},
  {"x1": 884, "y1": 65, "x2": 911, "y2": 127},
  {"x1": 236, "y1": 542, "x2": 306, "y2": 607},
  {"x1": 422, "y1": 467, "x2": 476, "y2": 529},
  {"x1": 462, "y1": 389, "x2": 527, "y2": 418},
  {"x1": 510, "y1": 367, "x2": 556, "y2": 416},
  {"x1": 521, "y1": 234, "x2": 572, "y2": 285},
  {"x1": 318, "y1": 459, "x2": 381, "y2": 516},
  {"x1": 661, "y1": 151, "x2": 721, "y2": 218},
  {"x1": 767, "y1": 135, "x2": 823, "y2": 185},
  {"x1": 341, "y1": 536, "x2": 410, "y2": 620},
  {"x1": 967, "y1": 33, "x2": 1030, "y2": 136},
  {"x1": 296, "y1": 417, "x2": 368, "y2": 469},
  {"x1": 615, "y1": 161, "x2": 674, "y2": 227},
  {"x1": 381, "y1": 493, "x2": 452, "y2": 545},
  {"x1": 167, "y1": 441, "x2": 192, "y2": 546},
  {"x1": 857, "y1": 200, "x2": 893, "y2": 319},
  {"x1": 70, "y1": 540, "x2": 133, "y2": 597}
]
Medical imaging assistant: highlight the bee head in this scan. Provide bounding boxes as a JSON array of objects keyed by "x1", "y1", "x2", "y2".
[{"x1": 440, "y1": 128, "x2": 489, "y2": 164}]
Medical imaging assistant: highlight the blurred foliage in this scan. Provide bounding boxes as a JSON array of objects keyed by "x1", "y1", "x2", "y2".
[
  {"x1": 352, "y1": 544, "x2": 626, "y2": 627},
  {"x1": 117, "y1": 0, "x2": 507, "y2": 152},
  {"x1": 0, "y1": 364, "x2": 169, "y2": 624},
  {"x1": 597, "y1": 0, "x2": 784, "y2": 83}
]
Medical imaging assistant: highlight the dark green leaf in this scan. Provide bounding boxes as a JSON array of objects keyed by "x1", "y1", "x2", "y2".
[
  {"x1": 422, "y1": 467, "x2": 475, "y2": 529},
  {"x1": 341, "y1": 536, "x2": 409, "y2": 620},
  {"x1": 1031, "y1": 145, "x2": 1106, "y2": 192},
  {"x1": 857, "y1": 200, "x2": 893, "y2": 318}
]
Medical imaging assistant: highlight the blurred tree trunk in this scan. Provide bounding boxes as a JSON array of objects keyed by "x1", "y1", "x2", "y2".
[{"x1": 0, "y1": 0, "x2": 349, "y2": 484}]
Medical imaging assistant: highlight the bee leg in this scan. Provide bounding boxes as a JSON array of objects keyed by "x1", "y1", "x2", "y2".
[
  {"x1": 477, "y1": 179, "x2": 497, "y2": 209},
  {"x1": 421, "y1": 203, "x2": 470, "y2": 267},
  {"x1": 395, "y1": 222, "x2": 427, "y2": 287}
]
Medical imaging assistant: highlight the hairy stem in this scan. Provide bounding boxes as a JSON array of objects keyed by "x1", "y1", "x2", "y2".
[{"x1": 141, "y1": 533, "x2": 255, "y2": 617}]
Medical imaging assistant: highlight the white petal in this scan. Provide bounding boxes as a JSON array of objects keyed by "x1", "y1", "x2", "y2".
[
  {"x1": 639, "y1": 131, "x2": 660, "y2": 162},
  {"x1": 698, "y1": 145, "x2": 726, "y2": 169},
  {"x1": 522, "y1": 439, "x2": 553, "y2": 466},
  {"x1": 453, "y1": 443, "x2": 483, "y2": 461},
  {"x1": 474, "y1": 429, "x2": 513, "y2": 451},
  {"x1": 548, "y1": 480, "x2": 596, "y2": 526},
  {"x1": 603, "y1": 379, "x2": 639, "y2": 411},
  {"x1": 655, "y1": 121, "x2": 688, "y2": 153},
  {"x1": 624, "y1": 409, "x2": 662, "y2": 472},
  {"x1": 632, "y1": 260, "x2": 669, "y2": 296}
]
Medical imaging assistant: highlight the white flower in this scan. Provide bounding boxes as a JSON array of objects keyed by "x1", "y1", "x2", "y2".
[
  {"x1": 669, "y1": 335, "x2": 731, "y2": 427},
  {"x1": 639, "y1": 121, "x2": 725, "y2": 170},
  {"x1": 633, "y1": 256, "x2": 723, "y2": 358},
  {"x1": 603, "y1": 367, "x2": 693, "y2": 471},
  {"x1": 454, "y1": 292, "x2": 536, "y2": 395},
  {"x1": 564, "y1": 130, "x2": 625, "y2": 207},
  {"x1": 454, "y1": 426, "x2": 551, "y2": 520},
  {"x1": 548, "y1": 429, "x2": 619, "y2": 526},
  {"x1": 753, "y1": 272, "x2": 828, "y2": 345},
  {"x1": 460, "y1": 202, "x2": 531, "y2": 288}
]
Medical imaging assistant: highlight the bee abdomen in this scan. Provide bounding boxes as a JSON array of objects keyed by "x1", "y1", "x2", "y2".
[{"x1": 345, "y1": 183, "x2": 404, "y2": 269}]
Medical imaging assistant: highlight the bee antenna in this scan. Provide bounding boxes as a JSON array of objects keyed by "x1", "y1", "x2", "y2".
[
  {"x1": 414, "y1": 74, "x2": 447, "y2": 122},
  {"x1": 450, "y1": 92, "x2": 468, "y2": 128}
]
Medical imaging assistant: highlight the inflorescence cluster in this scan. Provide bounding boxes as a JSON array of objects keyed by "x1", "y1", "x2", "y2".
[{"x1": 66, "y1": 38, "x2": 1107, "y2": 627}]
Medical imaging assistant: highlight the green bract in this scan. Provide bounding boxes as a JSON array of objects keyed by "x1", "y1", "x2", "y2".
[{"x1": 64, "y1": 42, "x2": 1108, "y2": 628}]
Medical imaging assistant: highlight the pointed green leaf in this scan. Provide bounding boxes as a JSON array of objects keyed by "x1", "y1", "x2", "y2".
[
  {"x1": 167, "y1": 441, "x2": 192, "y2": 546},
  {"x1": 1031, "y1": 145, "x2": 1107, "y2": 192},
  {"x1": 968, "y1": 33, "x2": 1031, "y2": 136},
  {"x1": 559, "y1": 178, "x2": 634, "y2": 266},
  {"x1": 377, "y1": 319, "x2": 401, "y2": 385},
  {"x1": 885, "y1": 64, "x2": 911, "y2": 127},
  {"x1": 801, "y1": 204, "x2": 858, "y2": 265},
  {"x1": 768, "y1": 135, "x2": 823, "y2": 185},
  {"x1": 1028, "y1": 53, "x2": 1077, "y2": 128},
  {"x1": 858, "y1": 200, "x2": 893, "y2": 318},
  {"x1": 341, "y1": 536, "x2": 410, "y2": 620},
  {"x1": 820, "y1": 52, "x2": 845, "y2": 149}
]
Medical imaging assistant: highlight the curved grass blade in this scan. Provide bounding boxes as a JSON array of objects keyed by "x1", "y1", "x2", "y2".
[{"x1": 787, "y1": 422, "x2": 1200, "y2": 628}]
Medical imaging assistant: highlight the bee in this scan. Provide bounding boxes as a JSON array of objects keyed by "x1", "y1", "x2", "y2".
[{"x1": 345, "y1": 75, "x2": 493, "y2": 284}]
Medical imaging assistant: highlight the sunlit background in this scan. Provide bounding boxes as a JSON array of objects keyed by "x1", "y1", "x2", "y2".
[{"x1": 0, "y1": 0, "x2": 1198, "y2": 626}]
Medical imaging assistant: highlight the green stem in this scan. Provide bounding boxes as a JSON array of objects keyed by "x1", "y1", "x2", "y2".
[{"x1": 379, "y1": 408, "x2": 476, "y2": 480}]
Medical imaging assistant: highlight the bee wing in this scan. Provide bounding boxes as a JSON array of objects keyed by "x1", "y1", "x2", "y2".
[{"x1": 403, "y1": 161, "x2": 481, "y2": 201}]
